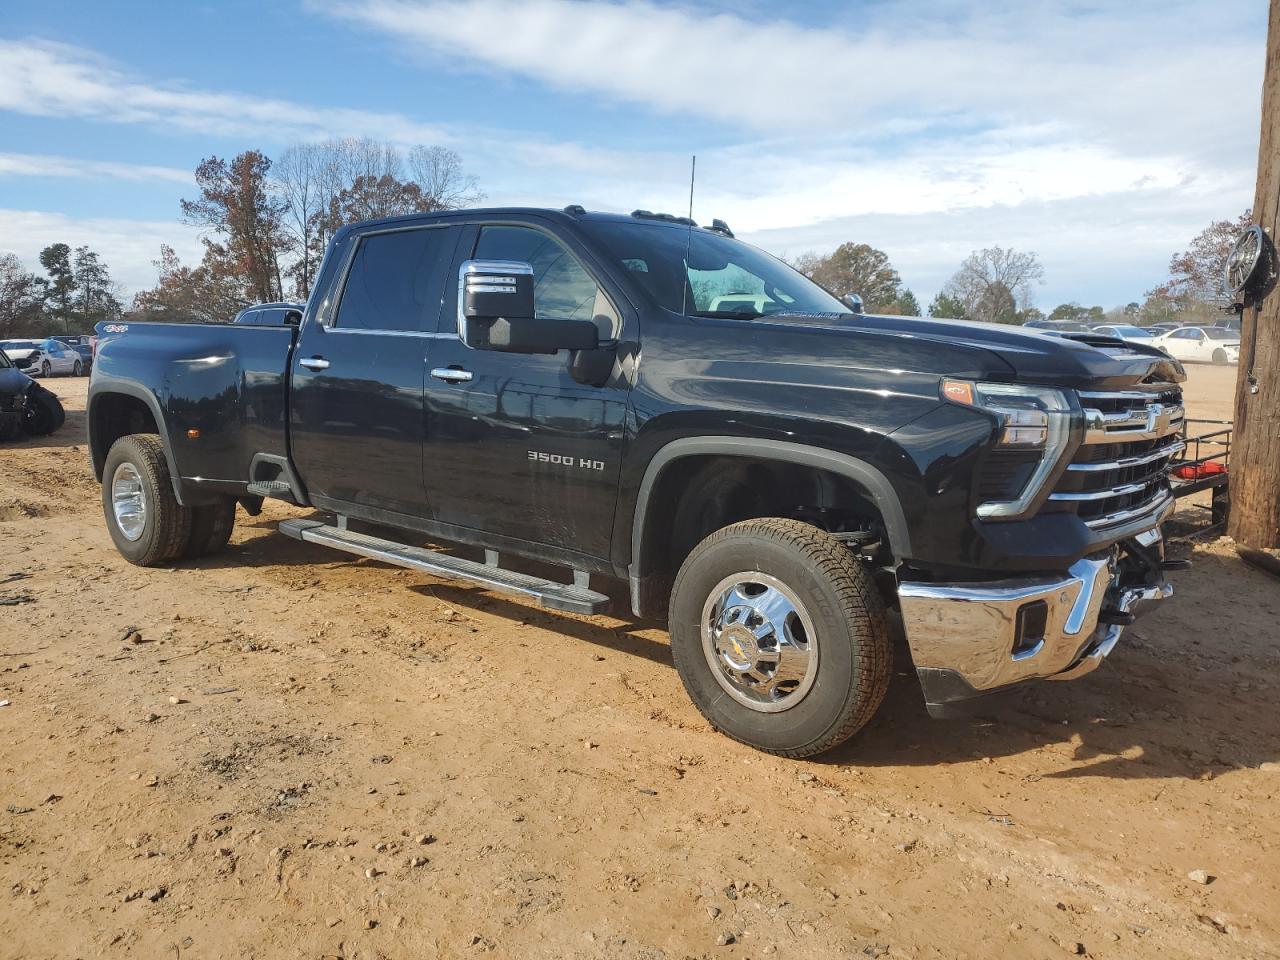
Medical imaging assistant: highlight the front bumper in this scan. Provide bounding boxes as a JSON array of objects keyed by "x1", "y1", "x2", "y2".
[{"x1": 898, "y1": 531, "x2": 1172, "y2": 716}]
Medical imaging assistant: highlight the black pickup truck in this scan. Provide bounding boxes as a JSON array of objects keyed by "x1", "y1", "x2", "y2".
[{"x1": 90, "y1": 206, "x2": 1186, "y2": 757}]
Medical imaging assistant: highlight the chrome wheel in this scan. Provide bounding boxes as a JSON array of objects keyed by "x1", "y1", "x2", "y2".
[
  {"x1": 111, "y1": 462, "x2": 147, "y2": 541},
  {"x1": 701, "y1": 572, "x2": 818, "y2": 713}
]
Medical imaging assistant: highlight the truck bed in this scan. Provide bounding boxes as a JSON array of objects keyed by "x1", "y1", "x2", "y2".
[{"x1": 92, "y1": 321, "x2": 296, "y2": 496}]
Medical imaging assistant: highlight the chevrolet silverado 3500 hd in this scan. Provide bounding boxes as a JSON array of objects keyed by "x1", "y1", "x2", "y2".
[{"x1": 90, "y1": 207, "x2": 1185, "y2": 757}]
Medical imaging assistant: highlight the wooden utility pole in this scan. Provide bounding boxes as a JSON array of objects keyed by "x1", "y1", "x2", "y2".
[{"x1": 1229, "y1": 0, "x2": 1280, "y2": 553}]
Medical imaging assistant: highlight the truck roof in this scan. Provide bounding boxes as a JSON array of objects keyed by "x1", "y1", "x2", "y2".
[{"x1": 337, "y1": 206, "x2": 724, "y2": 236}]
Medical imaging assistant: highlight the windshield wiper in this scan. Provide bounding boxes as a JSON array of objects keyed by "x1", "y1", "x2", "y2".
[{"x1": 690, "y1": 309, "x2": 764, "y2": 319}]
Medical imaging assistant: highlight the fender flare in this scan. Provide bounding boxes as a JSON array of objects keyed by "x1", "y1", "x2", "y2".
[
  {"x1": 88, "y1": 379, "x2": 186, "y2": 505},
  {"x1": 628, "y1": 435, "x2": 913, "y2": 581}
]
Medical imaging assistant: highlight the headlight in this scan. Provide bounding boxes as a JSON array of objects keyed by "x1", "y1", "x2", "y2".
[{"x1": 941, "y1": 379, "x2": 1073, "y2": 519}]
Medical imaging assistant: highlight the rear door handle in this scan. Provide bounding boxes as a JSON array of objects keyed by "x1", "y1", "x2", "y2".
[
  {"x1": 299, "y1": 357, "x2": 330, "y2": 370},
  {"x1": 431, "y1": 366, "x2": 473, "y2": 383}
]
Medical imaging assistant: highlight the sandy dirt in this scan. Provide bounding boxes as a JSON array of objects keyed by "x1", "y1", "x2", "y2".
[{"x1": 2, "y1": 364, "x2": 1278, "y2": 960}]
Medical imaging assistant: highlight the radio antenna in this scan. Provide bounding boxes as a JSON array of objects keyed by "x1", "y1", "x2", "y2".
[{"x1": 680, "y1": 154, "x2": 696, "y2": 317}]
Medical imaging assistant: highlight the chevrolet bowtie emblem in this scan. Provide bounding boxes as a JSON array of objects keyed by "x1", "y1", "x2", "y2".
[{"x1": 1145, "y1": 403, "x2": 1162, "y2": 433}]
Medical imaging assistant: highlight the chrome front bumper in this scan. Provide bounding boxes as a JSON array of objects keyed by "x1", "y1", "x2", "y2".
[{"x1": 898, "y1": 532, "x2": 1172, "y2": 715}]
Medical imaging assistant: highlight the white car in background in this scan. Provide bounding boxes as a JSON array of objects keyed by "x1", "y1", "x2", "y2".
[
  {"x1": 1151, "y1": 326, "x2": 1240, "y2": 364},
  {"x1": 1091, "y1": 324, "x2": 1159, "y2": 346},
  {"x1": 0, "y1": 338, "x2": 85, "y2": 377}
]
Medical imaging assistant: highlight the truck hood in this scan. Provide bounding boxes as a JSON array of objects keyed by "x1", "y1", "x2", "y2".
[{"x1": 781, "y1": 312, "x2": 1186, "y2": 390}]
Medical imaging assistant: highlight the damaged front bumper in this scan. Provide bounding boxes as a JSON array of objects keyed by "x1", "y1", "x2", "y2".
[{"x1": 898, "y1": 529, "x2": 1173, "y2": 717}]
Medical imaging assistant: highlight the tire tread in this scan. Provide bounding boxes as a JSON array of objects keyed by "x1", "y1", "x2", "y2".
[
  {"x1": 670, "y1": 517, "x2": 893, "y2": 758},
  {"x1": 103, "y1": 434, "x2": 192, "y2": 566}
]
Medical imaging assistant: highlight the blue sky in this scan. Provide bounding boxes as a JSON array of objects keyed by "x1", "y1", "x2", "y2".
[{"x1": 0, "y1": 0, "x2": 1266, "y2": 309}]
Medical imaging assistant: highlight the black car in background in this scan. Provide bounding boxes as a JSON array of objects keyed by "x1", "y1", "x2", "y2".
[{"x1": 0, "y1": 347, "x2": 66, "y2": 440}]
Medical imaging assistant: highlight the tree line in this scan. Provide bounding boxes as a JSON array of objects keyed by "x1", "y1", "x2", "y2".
[
  {"x1": 0, "y1": 244, "x2": 122, "y2": 339},
  {"x1": 795, "y1": 208, "x2": 1249, "y2": 326},
  {"x1": 131, "y1": 139, "x2": 483, "y2": 323}
]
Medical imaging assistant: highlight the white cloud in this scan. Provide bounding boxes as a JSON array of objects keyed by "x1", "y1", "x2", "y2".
[
  {"x1": 0, "y1": 2, "x2": 1262, "y2": 308},
  {"x1": 331, "y1": 0, "x2": 1261, "y2": 161},
  {"x1": 745, "y1": 186, "x2": 1247, "y2": 310},
  {"x1": 0, "y1": 39, "x2": 452, "y2": 146},
  {"x1": 0, "y1": 209, "x2": 203, "y2": 299},
  {"x1": 0, "y1": 152, "x2": 192, "y2": 184},
  {"x1": 321, "y1": 0, "x2": 1260, "y2": 304}
]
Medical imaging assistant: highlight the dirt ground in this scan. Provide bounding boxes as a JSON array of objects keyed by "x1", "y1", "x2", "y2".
[{"x1": 2, "y1": 364, "x2": 1278, "y2": 960}]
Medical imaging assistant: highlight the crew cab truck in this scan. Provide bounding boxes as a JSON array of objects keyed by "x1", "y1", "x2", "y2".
[{"x1": 90, "y1": 207, "x2": 1186, "y2": 758}]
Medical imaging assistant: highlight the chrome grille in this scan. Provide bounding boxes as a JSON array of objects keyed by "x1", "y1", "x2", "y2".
[{"x1": 1048, "y1": 387, "x2": 1184, "y2": 529}]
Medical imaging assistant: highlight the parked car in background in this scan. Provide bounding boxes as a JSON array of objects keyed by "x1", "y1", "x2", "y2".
[
  {"x1": 1152, "y1": 326, "x2": 1240, "y2": 363},
  {"x1": 53, "y1": 335, "x2": 95, "y2": 373},
  {"x1": 0, "y1": 338, "x2": 86, "y2": 377},
  {"x1": 1091, "y1": 324, "x2": 1159, "y2": 345},
  {"x1": 0, "y1": 347, "x2": 67, "y2": 440},
  {"x1": 232, "y1": 302, "x2": 305, "y2": 326}
]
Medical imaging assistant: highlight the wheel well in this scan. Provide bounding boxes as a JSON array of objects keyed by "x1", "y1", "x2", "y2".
[
  {"x1": 90, "y1": 393, "x2": 159, "y2": 480},
  {"x1": 633, "y1": 454, "x2": 893, "y2": 616}
]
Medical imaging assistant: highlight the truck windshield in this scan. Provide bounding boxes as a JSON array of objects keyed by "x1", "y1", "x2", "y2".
[{"x1": 579, "y1": 219, "x2": 847, "y2": 318}]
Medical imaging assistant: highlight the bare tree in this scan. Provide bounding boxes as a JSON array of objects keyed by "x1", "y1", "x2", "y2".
[
  {"x1": 408, "y1": 145, "x2": 484, "y2": 210},
  {"x1": 943, "y1": 246, "x2": 1044, "y2": 324},
  {"x1": 274, "y1": 143, "x2": 325, "y2": 299}
]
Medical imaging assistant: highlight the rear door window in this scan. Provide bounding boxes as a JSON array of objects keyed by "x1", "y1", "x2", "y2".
[{"x1": 333, "y1": 226, "x2": 459, "y2": 333}]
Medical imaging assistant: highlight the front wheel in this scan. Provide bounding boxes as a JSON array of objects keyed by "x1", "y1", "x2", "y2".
[
  {"x1": 102, "y1": 434, "x2": 192, "y2": 566},
  {"x1": 668, "y1": 518, "x2": 892, "y2": 758},
  {"x1": 40, "y1": 360, "x2": 51, "y2": 377},
  {"x1": 73, "y1": 359, "x2": 83, "y2": 376},
  {"x1": 1213, "y1": 348, "x2": 1228, "y2": 364}
]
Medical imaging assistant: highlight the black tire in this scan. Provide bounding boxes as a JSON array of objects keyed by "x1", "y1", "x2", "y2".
[
  {"x1": 0, "y1": 412, "x2": 22, "y2": 442},
  {"x1": 668, "y1": 518, "x2": 892, "y2": 758},
  {"x1": 40, "y1": 360, "x2": 51, "y2": 377},
  {"x1": 21, "y1": 387, "x2": 65, "y2": 436},
  {"x1": 102, "y1": 434, "x2": 192, "y2": 566},
  {"x1": 183, "y1": 497, "x2": 236, "y2": 559},
  {"x1": 1213, "y1": 348, "x2": 1227, "y2": 364},
  {"x1": 73, "y1": 359, "x2": 83, "y2": 376}
]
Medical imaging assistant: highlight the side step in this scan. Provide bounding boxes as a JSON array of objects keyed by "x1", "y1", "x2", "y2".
[
  {"x1": 247, "y1": 479, "x2": 299, "y2": 503},
  {"x1": 278, "y1": 518, "x2": 611, "y2": 615}
]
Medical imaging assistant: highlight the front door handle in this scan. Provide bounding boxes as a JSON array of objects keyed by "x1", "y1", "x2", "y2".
[
  {"x1": 431, "y1": 366, "x2": 473, "y2": 383},
  {"x1": 299, "y1": 356, "x2": 330, "y2": 370}
]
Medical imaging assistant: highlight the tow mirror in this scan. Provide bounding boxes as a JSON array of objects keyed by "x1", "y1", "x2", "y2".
[{"x1": 458, "y1": 259, "x2": 599, "y2": 354}]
